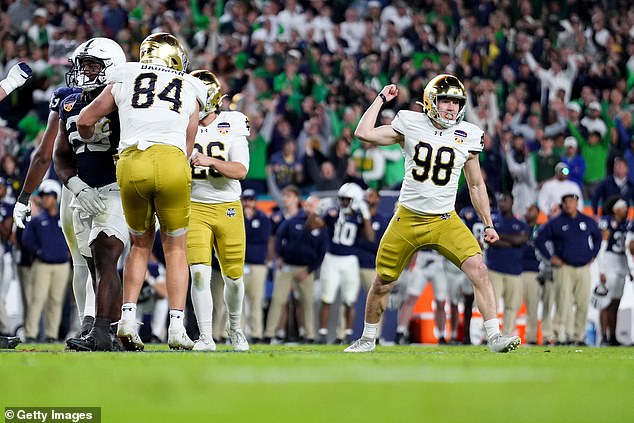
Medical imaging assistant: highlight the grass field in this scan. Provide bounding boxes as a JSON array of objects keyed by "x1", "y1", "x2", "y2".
[{"x1": 1, "y1": 343, "x2": 633, "y2": 423}]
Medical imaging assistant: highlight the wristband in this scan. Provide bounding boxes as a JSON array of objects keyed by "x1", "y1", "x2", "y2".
[
  {"x1": 17, "y1": 191, "x2": 31, "y2": 205},
  {"x1": 378, "y1": 93, "x2": 387, "y2": 103},
  {"x1": 484, "y1": 225, "x2": 494, "y2": 230}
]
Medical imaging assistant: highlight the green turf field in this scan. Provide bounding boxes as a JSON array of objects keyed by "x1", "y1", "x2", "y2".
[{"x1": 1, "y1": 343, "x2": 633, "y2": 423}]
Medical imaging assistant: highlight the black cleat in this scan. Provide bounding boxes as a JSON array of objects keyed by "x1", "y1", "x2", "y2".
[
  {"x1": 67, "y1": 327, "x2": 113, "y2": 351},
  {"x1": 78, "y1": 316, "x2": 95, "y2": 337},
  {"x1": 0, "y1": 336, "x2": 21, "y2": 349}
]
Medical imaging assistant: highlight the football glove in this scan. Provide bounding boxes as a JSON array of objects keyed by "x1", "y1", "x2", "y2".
[
  {"x1": 0, "y1": 62, "x2": 32, "y2": 95},
  {"x1": 590, "y1": 283, "x2": 610, "y2": 310},
  {"x1": 67, "y1": 176, "x2": 106, "y2": 215},
  {"x1": 13, "y1": 200, "x2": 31, "y2": 229}
]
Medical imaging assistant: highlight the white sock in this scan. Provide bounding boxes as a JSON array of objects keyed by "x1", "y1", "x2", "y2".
[
  {"x1": 169, "y1": 309, "x2": 185, "y2": 330},
  {"x1": 362, "y1": 322, "x2": 379, "y2": 340},
  {"x1": 121, "y1": 303, "x2": 136, "y2": 321},
  {"x1": 190, "y1": 264, "x2": 213, "y2": 336},
  {"x1": 484, "y1": 318, "x2": 501, "y2": 341},
  {"x1": 222, "y1": 273, "x2": 244, "y2": 331},
  {"x1": 318, "y1": 328, "x2": 328, "y2": 336},
  {"x1": 83, "y1": 274, "x2": 95, "y2": 319},
  {"x1": 151, "y1": 297, "x2": 169, "y2": 341},
  {"x1": 396, "y1": 325, "x2": 407, "y2": 334},
  {"x1": 71, "y1": 264, "x2": 91, "y2": 321}
]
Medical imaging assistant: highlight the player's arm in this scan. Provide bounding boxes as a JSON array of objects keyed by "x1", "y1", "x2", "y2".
[
  {"x1": 191, "y1": 136, "x2": 248, "y2": 180},
  {"x1": 77, "y1": 85, "x2": 117, "y2": 140},
  {"x1": 12, "y1": 111, "x2": 62, "y2": 228},
  {"x1": 0, "y1": 62, "x2": 32, "y2": 102},
  {"x1": 354, "y1": 85, "x2": 403, "y2": 146},
  {"x1": 52, "y1": 123, "x2": 77, "y2": 185},
  {"x1": 463, "y1": 153, "x2": 499, "y2": 244},
  {"x1": 185, "y1": 102, "x2": 199, "y2": 158}
]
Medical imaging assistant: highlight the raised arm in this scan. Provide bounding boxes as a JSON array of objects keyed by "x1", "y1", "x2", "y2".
[
  {"x1": 463, "y1": 154, "x2": 499, "y2": 244},
  {"x1": 354, "y1": 84, "x2": 403, "y2": 146}
]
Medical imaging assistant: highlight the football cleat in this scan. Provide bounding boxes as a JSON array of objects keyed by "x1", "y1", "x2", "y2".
[
  {"x1": 0, "y1": 336, "x2": 20, "y2": 349},
  {"x1": 488, "y1": 334, "x2": 521, "y2": 353},
  {"x1": 228, "y1": 329, "x2": 249, "y2": 352},
  {"x1": 66, "y1": 326, "x2": 114, "y2": 352},
  {"x1": 117, "y1": 319, "x2": 145, "y2": 351},
  {"x1": 344, "y1": 337, "x2": 376, "y2": 353},
  {"x1": 78, "y1": 315, "x2": 95, "y2": 337},
  {"x1": 168, "y1": 328, "x2": 194, "y2": 350},
  {"x1": 139, "y1": 33, "x2": 188, "y2": 72},
  {"x1": 192, "y1": 334, "x2": 217, "y2": 351}
]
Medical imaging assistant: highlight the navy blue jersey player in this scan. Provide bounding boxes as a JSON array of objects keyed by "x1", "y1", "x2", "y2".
[
  {"x1": 54, "y1": 38, "x2": 129, "y2": 351},
  {"x1": 318, "y1": 182, "x2": 375, "y2": 343}
]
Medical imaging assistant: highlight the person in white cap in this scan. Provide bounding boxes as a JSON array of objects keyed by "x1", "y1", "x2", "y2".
[
  {"x1": 537, "y1": 162, "x2": 584, "y2": 217},
  {"x1": 535, "y1": 193, "x2": 601, "y2": 346},
  {"x1": 580, "y1": 101, "x2": 607, "y2": 137},
  {"x1": 21, "y1": 180, "x2": 71, "y2": 343},
  {"x1": 561, "y1": 136, "x2": 585, "y2": 189}
]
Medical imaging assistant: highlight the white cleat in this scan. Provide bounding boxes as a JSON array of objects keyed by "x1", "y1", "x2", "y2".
[
  {"x1": 192, "y1": 334, "x2": 217, "y2": 351},
  {"x1": 117, "y1": 319, "x2": 144, "y2": 351},
  {"x1": 344, "y1": 337, "x2": 376, "y2": 353},
  {"x1": 168, "y1": 328, "x2": 194, "y2": 350},
  {"x1": 228, "y1": 329, "x2": 249, "y2": 352},
  {"x1": 489, "y1": 334, "x2": 521, "y2": 353}
]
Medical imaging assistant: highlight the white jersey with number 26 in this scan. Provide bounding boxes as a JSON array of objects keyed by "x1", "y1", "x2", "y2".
[
  {"x1": 108, "y1": 62, "x2": 207, "y2": 155},
  {"x1": 191, "y1": 111, "x2": 250, "y2": 204},
  {"x1": 391, "y1": 110, "x2": 484, "y2": 214}
]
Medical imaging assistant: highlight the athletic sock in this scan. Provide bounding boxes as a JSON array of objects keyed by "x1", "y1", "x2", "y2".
[
  {"x1": 169, "y1": 309, "x2": 185, "y2": 330},
  {"x1": 190, "y1": 264, "x2": 213, "y2": 336},
  {"x1": 121, "y1": 303, "x2": 136, "y2": 321},
  {"x1": 361, "y1": 322, "x2": 378, "y2": 340},
  {"x1": 483, "y1": 318, "x2": 501, "y2": 341},
  {"x1": 222, "y1": 274, "x2": 244, "y2": 331}
]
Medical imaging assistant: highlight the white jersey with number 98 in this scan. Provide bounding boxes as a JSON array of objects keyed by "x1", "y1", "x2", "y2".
[{"x1": 391, "y1": 110, "x2": 484, "y2": 214}]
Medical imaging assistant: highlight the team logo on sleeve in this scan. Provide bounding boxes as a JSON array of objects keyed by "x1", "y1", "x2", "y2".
[
  {"x1": 454, "y1": 129, "x2": 467, "y2": 144},
  {"x1": 63, "y1": 98, "x2": 77, "y2": 112},
  {"x1": 218, "y1": 122, "x2": 231, "y2": 135}
]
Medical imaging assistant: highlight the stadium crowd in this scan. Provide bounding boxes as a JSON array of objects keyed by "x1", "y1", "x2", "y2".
[{"x1": 0, "y1": 0, "x2": 634, "y2": 348}]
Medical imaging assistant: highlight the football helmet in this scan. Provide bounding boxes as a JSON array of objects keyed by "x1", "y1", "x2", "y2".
[
  {"x1": 139, "y1": 33, "x2": 189, "y2": 72},
  {"x1": 421, "y1": 74, "x2": 466, "y2": 128},
  {"x1": 190, "y1": 70, "x2": 222, "y2": 119},
  {"x1": 338, "y1": 182, "x2": 364, "y2": 213},
  {"x1": 66, "y1": 38, "x2": 126, "y2": 91}
]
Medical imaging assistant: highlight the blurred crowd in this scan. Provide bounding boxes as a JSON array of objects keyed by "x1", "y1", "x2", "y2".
[{"x1": 0, "y1": 0, "x2": 634, "y2": 343}]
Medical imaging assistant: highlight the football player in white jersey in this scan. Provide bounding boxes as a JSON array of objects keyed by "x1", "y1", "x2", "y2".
[
  {"x1": 345, "y1": 75, "x2": 520, "y2": 353},
  {"x1": 77, "y1": 33, "x2": 207, "y2": 350},
  {"x1": 187, "y1": 70, "x2": 250, "y2": 352}
]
